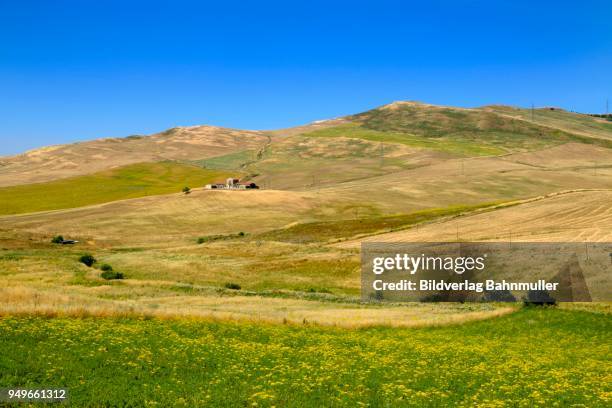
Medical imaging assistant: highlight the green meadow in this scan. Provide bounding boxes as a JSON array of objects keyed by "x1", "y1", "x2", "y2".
[
  {"x1": 190, "y1": 149, "x2": 258, "y2": 171},
  {"x1": 0, "y1": 162, "x2": 232, "y2": 215},
  {"x1": 0, "y1": 308, "x2": 609, "y2": 407}
]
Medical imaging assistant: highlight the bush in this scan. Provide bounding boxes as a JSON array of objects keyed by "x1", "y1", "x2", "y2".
[
  {"x1": 524, "y1": 290, "x2": 557, "y2": 306},
  {"x1": 79, "y1": 254, "x2": 96, "y2": 267},
  {"x1": 420, "y1": 292, "x2": 448, "y2": 302},
  {"x1": 100, "y1": 263, "x2": 113, "y2": 272},
  {"x1": 101, "y1": 270, "x2": 124, "y2": 280},
  {"x1": 306, "y1": 287, "x2": 332, "y2": 294},
  {"x1": 51, "y1": 235, "x2": 64, "y2": 244},
  {"x1": 224, "y1": 282, "x2": 241, "y2": 290},
  {"x1": 197, "y1": 232, "x2": 248, "y2": 244},
  {"x1": 483, "y1": 290, "x2": 516, "y2": 302},
  {"x1": 182, "y1": 186, "x2": 191, "y2": 194}
]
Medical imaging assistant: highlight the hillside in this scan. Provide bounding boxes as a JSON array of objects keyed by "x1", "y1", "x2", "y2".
[
  {"x1": 0, "y1": 162, "x2": 234, "y2": 215},
  {"x1": 299, "y1": 101, "x2": 612, "y2": 156},
  {"x1": 2, "y1": 142, "x2": 610, "y2": 246},
  {"x1": 1, "y1": 101, "x2": 610, "y2": 191},
  {"x1": 337, "y1": 190, "x2": 612, "y2": 247},
  {"x1": 483, "y1": 105, "x2": 612, "y2": 141},
  {"x1": 0, "y1": 100, "x2": 610, "y2": 325},
  {"x1": 0, "y1": 125, "x2": 269, "y2": 187}
]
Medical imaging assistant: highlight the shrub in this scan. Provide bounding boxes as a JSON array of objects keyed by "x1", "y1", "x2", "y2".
[
  {"x1": 79, "y1": 254, "x2": 96, "y2": 267},
  {"x1": 306, "y1": 287, "x2": 332, "y2": 294},
  {"x1": 197, "y1": 232, "x2": 248, "y2": 244},
  {"x1": 182, "y1": 186, "x2": 191, "y2": 194},
  {"x1": 524, "y1": 290, "x2": 557, "y2": 306},
  {"x1": 420, "y1": 292, "x2": 448, "y2": 302},
  {"x1": 101, "y1": 270, "x2": 124, "y2": 280},
  {"x1": 100, "y1": 263, "x2": 113, "y2": 272},
  {"x1": 51, "y1": 235, "x2": 64, "y2": 244},
  {"x1": 224, "y1": 282, "x2": 241, "y2": 290},
  {"x1": 483, "y1": 290, "x2": 516, "y2": 302},
  {"x1": 371, "y1": 290, "x2": 384, "y2": 301}
]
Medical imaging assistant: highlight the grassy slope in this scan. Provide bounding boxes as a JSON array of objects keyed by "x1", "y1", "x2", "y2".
[
  {"x1": 484, "y1": 105, "x2": 612, "y2": 141},
  {"x1": 0, "y1": 162, "x2": 234, "y2": 216},
  {"x1": 256, "y1": 202, "x2": 503, "y2": 243},
  {"x1": 303, "y1": 104, "x2": 612, "y2": 156},
  {"x1": 190, "y1": 149, "x2": 258, "y2": 170},
  {"x1": 0, "y1": 126, "x2": 268, "y2": 187},
  {"x1": 343, "y1": 190, "x2": 612, "y2": 246},
  {"x1": 304, "y1": 123, "x2": 506, "y2": 156},
  {"x1": 246, "y1": 135, "x2": 434, "y2": 190},
  {"x1": 0, "y1": 308, "x2": 609, "y2": 407}
]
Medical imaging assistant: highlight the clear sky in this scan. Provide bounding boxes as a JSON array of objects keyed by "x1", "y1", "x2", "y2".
[{"x1": 1, "y1": 0, "x2": 611, "y2": 156}]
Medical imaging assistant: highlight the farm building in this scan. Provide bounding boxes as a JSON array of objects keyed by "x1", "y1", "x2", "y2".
[{"x1": 205, "y1": 178, "x2": 259, "y2": 190}]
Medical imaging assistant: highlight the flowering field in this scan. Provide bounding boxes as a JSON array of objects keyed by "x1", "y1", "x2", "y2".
[{"x1": 0, "y1": 308, "x2": 610, "y2": 407}]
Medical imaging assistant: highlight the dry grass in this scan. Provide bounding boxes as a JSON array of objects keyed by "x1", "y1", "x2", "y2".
[
  {"x1": 484, "y1": 105, "x2": 612, "y2": 141},
  {"x1": 338, "y1": 190, "x2": 612, "y2": 247},
  {"x1": 0, "y1": 102, "x2": 610, "y2": 328},
  {"x1": 0, "y1": 189, "x2": 323, "y2": 246},
  {"x1": 1, "y1": 142, "x2": 610, "y2": 247},
  {"x1": 0, "y1": 126, "x2": 268, "y2": 187},
  {"x1": 0, "y1": 286, "x2": 515, "y2": 328}
]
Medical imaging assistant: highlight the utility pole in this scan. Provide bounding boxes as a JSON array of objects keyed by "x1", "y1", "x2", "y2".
[{"x1": 585, "y1": 242, "x2": 590, "y2": 261}]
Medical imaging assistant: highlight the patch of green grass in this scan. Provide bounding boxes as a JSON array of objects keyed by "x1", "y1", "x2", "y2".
[
  {"x1": 256, "y1": 202, "x2": 503, "y2": 243},
  {"x1": 303, "y1": 123, "x2": 504, "y2": 156},
  {"x1": 246, "y1": 256, "x2": 359, "y2": 293},
  {"x1": 0, "y1": 308, "x2": 608, "y2": 406},
  {"x1": 0, "y1": 162, "x2": 234, "y2": 215},
  {"x1": 191, "y1": 149, "x2": 257, "y2": 170}
]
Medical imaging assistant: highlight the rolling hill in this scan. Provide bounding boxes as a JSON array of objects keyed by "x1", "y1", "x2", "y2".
[
  {"x1": 0, "y1": 125, "x2": 269, "y2": 187},
  {"x1": 337, "y1": 190, "x2": 612, "y2": 246},
  {"x1": 0, "y1": 100, "x2": 610, "y2": 324},
  {"x1": 2, "y1": 101, "x2": 610, "y2": 190},
  {"x1": 483, "y1": 105, "x2": 612, "y2": 141},
  {"x1": 301, "y1": 101, "x2": 612, "y2": 154},
  {"x1": 0, "y1": 162, "x2": 235, "y2": 215}
]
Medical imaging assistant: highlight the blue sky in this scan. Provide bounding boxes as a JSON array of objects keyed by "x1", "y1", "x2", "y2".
[{"x1": 1, "y1": 0, "x2": 611, "y2": 155}]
